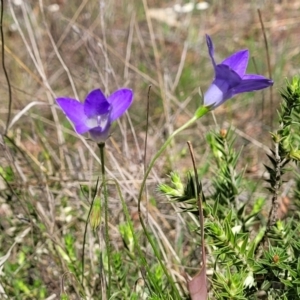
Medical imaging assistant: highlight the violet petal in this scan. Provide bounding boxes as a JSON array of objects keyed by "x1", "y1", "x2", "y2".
[
  {"x1": 243, "y1": 74, "x2": 270, "y2": 80},
  {"x1": 221, "y1": 50, "x2": 249, "y2": 77},
  {"x1": 205, "y1": 34, "x2": 216, "y2": 69},
  {"x1": 84, "y1": 89, "x2": 111, "y2": 118},
  {"x1": 204, "y1": 78, "x2": 234, "y2": 108},
  {"x1": 107, "y1": 88, "x2": 134, "y2": 122},
  {"x1": 56, "y1": 98, "x2": 90, "y2": 134},
  {"x1": 215, "y1": 64, "x2": 242, "y2": 88},
  {"x1": 233, "y1": 78, "x2": 274, "y2": 94}
]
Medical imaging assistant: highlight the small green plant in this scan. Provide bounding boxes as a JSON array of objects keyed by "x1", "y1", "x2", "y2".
[{"x1": 159, "y1": 76, "x2": 300, "y2": 298}]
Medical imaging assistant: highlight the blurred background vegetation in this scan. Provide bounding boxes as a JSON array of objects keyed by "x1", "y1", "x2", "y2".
[{"x1": 1, "y1": 0, "x2": 300, "y2": 299}]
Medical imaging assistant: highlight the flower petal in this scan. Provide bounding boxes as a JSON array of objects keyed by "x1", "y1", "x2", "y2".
[
  {"x1": 221, "y1": 50, "x2": 249, "y2": 77},
  {"x1": 233, "y1": 77, "x2": 273, "y2": 95},
  {"x1": 206, "y1": 34, "x2": 216, "y2": 68},
  {"x1": 204, "y1": 82, "x2": 228, "y2": 108},
  {"x1": 204, "y1": 65, "x2": 242, "y2": 108},
  {"x1": 215, "y1": 64, "x2": 241, "y2": 88},
  {"x1": 204, "y1": 79, "x2": 237, "y2": 109},
  {"x1": 107, "y1": 88, "x2": 134, "y2": 121},
  {"x1": 56, "y1": 98, "x2": 90, "y2": 134},
  {"x1": 242, "y1": 74, "x2": 270, "y2": 80},
  {"x1": 84, "y1": 89, "x2": 111, "y2": 118}
]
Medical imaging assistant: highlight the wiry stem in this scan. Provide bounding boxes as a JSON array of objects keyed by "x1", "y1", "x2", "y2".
[
  {"x1": 82, "y1": 196, "x2": 95, "y2": 284},
  {"x1": 267, "y1": 142, "x2": 281, "y2": 229},
  {"x1": 259, "y1": 140, "x2": 288, "y2": 252},
  {"x1": 1, "y1": 0, "x2": 13, "y2": 134},
  {"x1": 98, "y1": 143, "x2": 111, "y2": 298},
  {"x1": 137, "y1": 114, "x2": 203, "y2": 297}
]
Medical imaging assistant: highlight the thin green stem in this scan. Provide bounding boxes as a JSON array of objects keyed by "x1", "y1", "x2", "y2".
[
  {"x1": 98, "y1": 143, "x2": 111, "y2": 298},
  {"x1": 138, "y1": 115, "x2": 198, "y2": 204},
  {"x1": 82, "y1": 196, "x2": 94, "y2": 284},
  {"x1": 137, "y1": 112, "x2": 206, "y2": 297},
  {"x1": 113, "y1": 180, "x2": 153, "y2": 288},
  {"x1": 81, "y1": 179, "x2": 100, "y2": 285}
]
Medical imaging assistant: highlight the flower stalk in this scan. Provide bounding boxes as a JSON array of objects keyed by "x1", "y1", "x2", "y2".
[
  {"x1": 98, "y1": 142, "x2": 111, "y2": 298},
  {"x1": 137, "y1": 110, "x2": 209, "y2": 297}
]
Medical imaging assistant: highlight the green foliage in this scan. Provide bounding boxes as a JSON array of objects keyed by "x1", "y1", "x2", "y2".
[
  {"x1": 119, "y1": 222, "x2": 135, "y2": 255},
  {"x1": 272, "y1": 76, "x2": 300, "y2": 162},
  {"x1": 213, "y1": 266, "x2": 248, "y2": 299},
  {"x1": 160, "y1": 77, "x2": 300, "y2": 299},
  {"x1": 206, "y1": 129, "x2": 245, "y2": 212},
  {"x1": 2, "y1": 246, "x2": 47, "y2": 299},
  {"x1": 2, "y1": 1, "x2": 300, "y2": 298},
  {"x1": 0, "y1": 165, "x2": 14, "y2": 182}
]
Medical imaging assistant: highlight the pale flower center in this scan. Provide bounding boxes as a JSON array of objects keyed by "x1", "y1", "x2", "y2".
[{"x1": 85, "y1": 112, "x2": 110, "y2": 130}]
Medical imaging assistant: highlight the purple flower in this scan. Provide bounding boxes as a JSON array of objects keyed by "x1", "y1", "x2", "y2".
[
  {"x1": 56, "y1": 88, "x2": 133, "y2": 143},
  {"x1": 204, "y1": 34, "x2": 273, "y2": 109}
]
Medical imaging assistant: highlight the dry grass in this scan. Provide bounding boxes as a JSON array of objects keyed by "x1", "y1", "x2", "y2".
[{"x1": 1, "y1": 0, "x2": 300, "y2": 299}]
